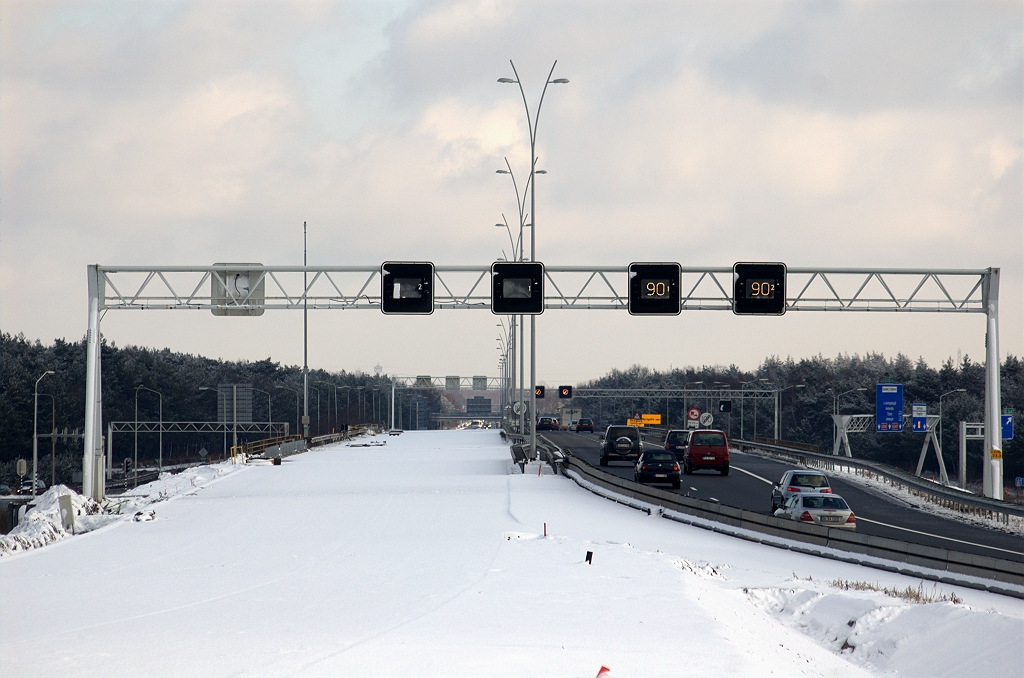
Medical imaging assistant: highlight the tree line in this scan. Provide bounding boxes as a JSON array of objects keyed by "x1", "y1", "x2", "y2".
[{"x1": 0, "y1": 333, "x2": 443, "y2": 487}]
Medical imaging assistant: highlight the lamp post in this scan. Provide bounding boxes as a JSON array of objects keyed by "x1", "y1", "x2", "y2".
[
  {"x1": 253, "y1": 388, "x2": 272, "y2": 434},
  {"x1": 340, "y1": 386, "x2": 351, "y2": 425},
  {"x1": 775, "y1": 384, "x2": 805, "y2": 440},
  {"x1": 498, "y1": 59, "x2": 568, "y2": 459},
  {"x1": 938, "y1": 388, "x2": 967, "y2": 468},
  {"x1": 683, "y1": 381, "x2": 703, "y2": 426},
  {"x1": 197, "y1": 386, "x2": 220, "y2": 464},
  {"x1": 32, "y1": 370, "x2": 55, "y2": 496},
  {"x1": 275, "y1": 386, "x2": 301, "y2": 438},
  {"x1": 37, "y1": 393, "x2": 56, "y2": 486},
  {"x1": 136, "y1": 385, "x2": 163, "y2": 472},
  {"x1": 310, "y1": 386, "x2": 321, "y2": 436},
  {"x1": 356, "y1": 387, "x2": 365, "y2": 423},
  {"x1": 314, "y1": 382, "x2": 336, "y2": 433}
]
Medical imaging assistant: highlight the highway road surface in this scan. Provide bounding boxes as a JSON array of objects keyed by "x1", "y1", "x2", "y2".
[{"x1": 543, "y1": 430, "x2": 1024, "y2": 563}]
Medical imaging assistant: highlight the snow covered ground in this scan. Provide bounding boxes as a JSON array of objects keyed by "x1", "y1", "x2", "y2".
[{"x1": 1, "y1": 431, "x2": 1021, "y2": 677}]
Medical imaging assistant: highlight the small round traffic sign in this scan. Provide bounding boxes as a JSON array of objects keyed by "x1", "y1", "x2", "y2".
[
  {"x1": 687, "y1": 407, "x2": 700, "y2": 421},
  {"x1": 699, "y1": 412, "x2": 714, "y2": 427}
]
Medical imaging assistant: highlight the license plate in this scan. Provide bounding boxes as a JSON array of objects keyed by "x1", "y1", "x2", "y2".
[
  {"x1": 820, "y1": 516, "x2": 842, "y2": 523},
  {"x1": 655, "y1": 473, "x2": 667, "y2": 478},
  {"x1": 703, "y1": 456, "x2": 715, "y2": 460}
]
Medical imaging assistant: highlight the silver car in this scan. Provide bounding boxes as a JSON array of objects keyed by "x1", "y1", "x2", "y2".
[
  {"x1": 774, "y1": 493, "x2": 856, "y2": 531},
  {"x1": 770, "y1": 470, "x2": 832, "y2": 512}
]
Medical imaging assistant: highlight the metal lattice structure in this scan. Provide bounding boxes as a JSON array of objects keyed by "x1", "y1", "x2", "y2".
[
  {"x1": 80, "y1": 264, "x2": 1004, "y2": 502},
  {"x1": 94, "y1": 265, "x2": 993, "y2": 313}
]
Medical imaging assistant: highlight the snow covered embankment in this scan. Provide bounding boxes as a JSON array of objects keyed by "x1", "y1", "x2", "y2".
[{"x1": 0, "y1": 462, "x2": 246, "y2": 557}]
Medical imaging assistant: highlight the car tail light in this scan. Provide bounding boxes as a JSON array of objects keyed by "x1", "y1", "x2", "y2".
[
  {"x1": 846, "y1": 513, "x2": 856, "y2": 524},
  {"x1": 641, "y1": 464, "x2": 647, "y2": 471},
  {"x1": 672, "y1": 463, "x2": 679, "y2": 472},
  {"x1": 820, "y1": 488, "x2": 832, "y2": 493},
  {"x1": 799, "y1": 511, "x2": 814, "y2": 522},
  {"x1": 786, "y1": 487, "x2": 801, "y2": 493},
  {"x1": 665, "y1": 444, "x2": 671, "y2": 450}
]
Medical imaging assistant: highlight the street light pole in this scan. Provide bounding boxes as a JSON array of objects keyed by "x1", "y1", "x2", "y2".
[
  {"x1": 303, "y1": 221, "x2": 309, "y2": 439},
  {"x1": 136, "y1": 385, "x2": 163, "y2": 471},
  {"x1": 253, "y1": 388, "x2": 272, "y2": 434},
  {"x1": 37, "y1": 393, "x2": 56, "y2": 486},
  {"x1": 32, "y1": 370, "x2": 55, "y2": 496},
  {"x1": 498, "y1": 59, "x2": 568, "y2": 459},
  {"x1": 274, "y1": 386, "x2": 301, "y2": 438}
]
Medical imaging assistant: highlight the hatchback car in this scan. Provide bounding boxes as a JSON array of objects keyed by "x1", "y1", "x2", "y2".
[
  {"x1": 575, "y1": 418, "x2": 595, "y2": 433},
  {"x1": 770, "y1": 470, "x2": 832, "y2": 512},
  {"x1": 634, "y1": 451, "x2": 681, "y2": 489},
  {"x1": 774, "y1": 493, "x2": 856, "y2": 531},
  {"x1": 536, "y1": 417, "x2": 557, "y2": 431},
  {"x1": 664, "y1": 429, "x2": 691, "y2": 460},
  {"x1": 568, "y1": 420, "x2": 580, "y2": 431},
  {"x1": 682, "y1": 429, "x2": 730, "y2": 475},
  {"x1": 599, "y1": 425, "x2": 642, "y2": 466}
]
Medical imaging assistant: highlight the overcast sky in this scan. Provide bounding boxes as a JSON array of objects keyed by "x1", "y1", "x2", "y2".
[{"x1": 2, "y1": 1, "x2": 1021, "y2": 385}]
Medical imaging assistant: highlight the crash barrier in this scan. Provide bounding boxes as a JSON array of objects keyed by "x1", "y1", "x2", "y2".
[
  {"x1": 558, "y1": 450, "x2": 1023, "y2": 596},
  {"x1": 510, "y1": 444, "x2": 530, "y2": 472},
  {"x1": 732, "y1": 438, "x2": 1024, "y2": 525},
  {"x1": 754, "y1": 436, "x2": 820, "y2": 453},
  {"x1": 245, "y1": 434, "x2": 303, "y2": 458},
  {"x1": 310, "y1": 424, "x2": 372, "y2": 448}
]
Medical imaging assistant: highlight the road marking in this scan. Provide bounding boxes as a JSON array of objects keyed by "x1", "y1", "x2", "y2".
[
  {"x1": 855, "y1": 517, "x2": 1024, "y2": 556},
  {"x1": 732, "y1": 463, "x2": 1022, "y2": 556},
  {"x1": 732, "y1": 464, "x2": 773, "y2": 485}
]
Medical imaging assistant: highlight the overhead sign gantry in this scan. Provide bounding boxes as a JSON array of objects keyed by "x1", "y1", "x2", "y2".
[{"x1": 81, "y1": 263, "x2": 1004, "y2": 501}]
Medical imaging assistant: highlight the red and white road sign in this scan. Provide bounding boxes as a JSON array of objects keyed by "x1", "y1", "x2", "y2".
[{"x1": 687, "y1": 407, "x2": 700, "y2": 421}]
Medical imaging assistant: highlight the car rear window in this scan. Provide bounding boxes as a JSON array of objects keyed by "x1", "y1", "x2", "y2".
[
  {"x1": 645, "y1": 452, "x2": 675, "y2": 462},
  {"x1": 802, "y1": 496, "x2": 849, "y2": 510},
  {"x1": 607, "y1": 427, "x2": 639, "y2": 440},
  {"x1": 690, "y1": 432, "x2": 726, "y2": 446},
  {"x1": 666, "y1": 431, "x2": 689, "y2": 445},
  {"x1": 791, "y1": 473, "x2": 830, "y2": 488},
  {"x1": 579, "y1": 419, "x2": 592, "y2": 424}
]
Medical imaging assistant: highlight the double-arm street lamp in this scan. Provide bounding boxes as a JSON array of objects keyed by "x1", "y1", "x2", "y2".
[
  {"x1": 498, "y1": 59, "x2": 568, "y2": 459},
  {"x1": 32, "y1": 370, "x2": 55, "y2": 496}
]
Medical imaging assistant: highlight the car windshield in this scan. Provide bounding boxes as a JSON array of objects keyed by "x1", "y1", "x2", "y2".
[
  {"x1": 690, "y1": 432, "x2": 726, "y2": 446},
  {"x1": 666, "y1": 432, "x2": 689, "y2": 444},
  {"x1": 802, "y1": 496, "x2": 849, "y2": 510},
  {"x1": 607, "y1": 427, "x2": 638, "y2": 440},
  {"x1": 790, "y1": 473, "x2": 829, "y2": 488},
  {"x1": 645, "y1": 452, "x2": 675, "y2": 462}
]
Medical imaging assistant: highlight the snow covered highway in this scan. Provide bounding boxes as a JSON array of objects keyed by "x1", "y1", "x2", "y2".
[{"x1": 2, "y1": 430, "x2": 1021, "y2": 677}]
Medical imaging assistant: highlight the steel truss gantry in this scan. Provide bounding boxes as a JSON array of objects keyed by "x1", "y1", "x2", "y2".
[{"x1": 81, "y1": 264, "x2": 1003, "y2": 501}]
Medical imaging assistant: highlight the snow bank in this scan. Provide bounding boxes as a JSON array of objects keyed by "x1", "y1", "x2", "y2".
[{"x1": 0, "y1": 460, "x2": 247, "y2": 557}]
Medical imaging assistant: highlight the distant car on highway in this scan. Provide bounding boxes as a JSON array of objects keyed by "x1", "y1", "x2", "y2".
[
  {"x1": 536, "y1": 417, "x2": 558, "y2": 431},
  {"x1": 681, "y1": 429, "x2": 730, "y2": 475},
  {"x1": 568, "y1": 419, "x2": 580, "y2": 431},
  {"x1": 774, "y1": 493, "x2": 856, "y2": 531},
  {"x1": 0, "y1": 484, "x2": 10, "y2": 495},
  {"x1": 770, "y1": 470, "x2": 832, "y2": 512},
  {"x1": 599, "y1": 425, "x2": 642, "y2": 466},
  {"x1": 19, "y1": 478, "x2": 47, "y2": 494},
  {"x1": 575, "y1": 418, "x2": 594, "y2": 433},
  {"x1": 634, "y1": 450, "x2": 681, "y2": 489},
  {"x1": 664, "y1": 429, "x2": 691, "y2": 460}
]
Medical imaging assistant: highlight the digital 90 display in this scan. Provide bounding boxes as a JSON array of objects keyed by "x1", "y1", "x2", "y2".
[
  {"x1": 733, "y1": 263, "x2": 786, "y2": 315},
  {"x1": 641, "y1": 279, "x2": 671, "y2": 299},
  {"x1": 629, "y1": 263, "x2": 680, "y2": 315},
  {"x1": 745, "y1": 279, "x2": 775, "y2": 300}
]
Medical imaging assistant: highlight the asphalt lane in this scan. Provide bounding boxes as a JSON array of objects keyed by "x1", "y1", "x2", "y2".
[{"x1": 543, "y1": 430, "x2": 1024, "y2": 563}]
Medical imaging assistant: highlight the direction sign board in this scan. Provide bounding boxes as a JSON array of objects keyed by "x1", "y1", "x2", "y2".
[
  {"x1": 627, "y1": 418, "x2": 644, "y2": 427},
  {"x1": 875, "y1": 384, "x2": 903, "y2": 432},
  {"x1": 641, "y1": 414, "x2": 661, "y2": 425},
  {"x1": 1002, "y1": 413, "x2": 1014, "y2": 440},
  {"x1": 912, "y1": 403, "x2": 928, "y2": 432}
]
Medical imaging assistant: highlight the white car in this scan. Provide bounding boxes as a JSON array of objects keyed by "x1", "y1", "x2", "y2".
[
  {"x1": 568, "y1": 420, "x2": 580, "y2": 432},
  {"x1": 774, "y1": 493, "x2": 856, "y2": 531}
]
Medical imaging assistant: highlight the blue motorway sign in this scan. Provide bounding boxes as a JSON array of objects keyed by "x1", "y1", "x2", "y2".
[
  {"x1": 876, "y1": 384, "x2": 903, "y2": 433},
  {"x1": 1002, "y1": 414, "x2": 1014, "y2": 440},
  {"x1": 911, "y1": 403, "x2": 927, "y2": 432}
]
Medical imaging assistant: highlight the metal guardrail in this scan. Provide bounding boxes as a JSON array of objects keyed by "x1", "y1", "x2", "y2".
[
  {"x1": 732, "y1": 438, "x2": 1024, "y2": 523},
  {"x1": 556, "y1": 449, "x2": 1023, "y2": 595}
]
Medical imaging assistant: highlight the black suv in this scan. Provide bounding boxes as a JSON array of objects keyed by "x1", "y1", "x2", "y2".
[
  {"x1": 599, "y1": 425, "x2": 642, "y2": 466},
  {"x1": 575, "y1": 418, "x2": 594, "y2": 433}
]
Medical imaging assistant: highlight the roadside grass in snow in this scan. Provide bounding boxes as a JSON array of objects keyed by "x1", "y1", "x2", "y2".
[{"x1": 828, "y1": 579, "x2": 964, "y2": 605}]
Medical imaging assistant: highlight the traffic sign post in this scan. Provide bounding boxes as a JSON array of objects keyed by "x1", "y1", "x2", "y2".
[
  {"x1": 1001, "y1": 412, "x2": 1013, "y2": 440},
  {"x1": 875, "y1": 384, "x2": 903, "y2": 433},
  {"x1": 912, "y1": 403, "x2": 928, "y2": 432},
  {"x1": 686, "y1": 407, "x2": 700, "y2": 429}
]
